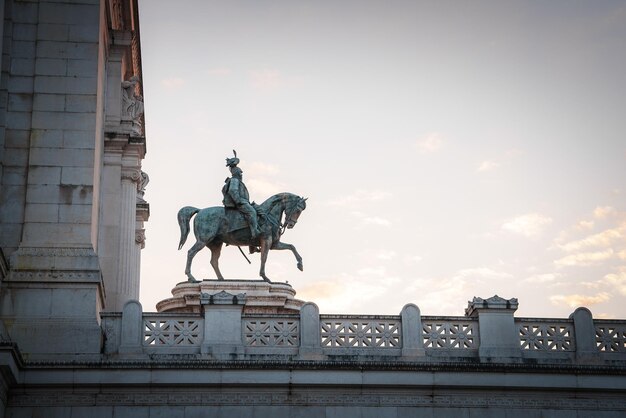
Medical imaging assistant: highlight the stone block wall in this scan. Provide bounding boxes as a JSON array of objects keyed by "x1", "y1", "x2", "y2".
[{"x1": 0, "y1": 0, "x2": 148, "y2": 361}]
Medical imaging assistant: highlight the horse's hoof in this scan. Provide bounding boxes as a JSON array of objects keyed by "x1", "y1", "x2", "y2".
[
  {"x1": 261, "y1": 275, "x2": 272, "y2": 283},
  {"x1": 297, "y1": 262, "x2": 303, "y2": 271},
  {"x1": 187, "y1": 277, "x2": 199, "y2": 283}
]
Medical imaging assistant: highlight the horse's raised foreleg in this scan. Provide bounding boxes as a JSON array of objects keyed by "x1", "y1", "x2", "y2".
[
  {"x1": 185, "y1": 240, "x2": 206, "y2": 283},
  {"x1": 259, "y1": 238, "x2": 272, "y2": 283},
  {"x1": 272, "y1": 241, "x2": 303, "y2": 271},
  {"x1": 208, "y1": 241, "x2": 224, "y2": 280}
]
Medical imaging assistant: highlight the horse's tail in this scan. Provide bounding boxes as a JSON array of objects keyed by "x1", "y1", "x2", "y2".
[{"x1": 177, "y1": 206, "x2": 200, "y2": 250}]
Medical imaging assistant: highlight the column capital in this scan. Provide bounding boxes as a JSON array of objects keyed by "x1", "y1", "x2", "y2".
[
  {"x1": 134, "y1": 229, "x2": 145, "y2": 249},
  {"x1": 121, "y1": 168, "x2": 141, "y2": 183}
]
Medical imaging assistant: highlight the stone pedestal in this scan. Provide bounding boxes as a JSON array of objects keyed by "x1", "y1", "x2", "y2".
[
  {"x1": 466, "y1": 295, "x2": 521, "y2": 360},
  {"x1": 156, "y1": 280, "x2": 306, "y2": 314}
]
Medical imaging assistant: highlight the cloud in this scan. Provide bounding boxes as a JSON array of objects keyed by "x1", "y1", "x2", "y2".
[
  {"x1": 554, "y1": 248, "x2": 614, "y2": 267},
  {"x1": 456, "y1": 267, "x2": 514, "y2": 281},
  {"x1": 501, "y1": 213, "x2": 553, "y2": 237},
  {"x1": 328, "y1": 189, "x2": 391, "y2": 207},
  {"x1": 524, "y1": 273, "x2": 561, "y2": 283},
  {"x1": 242, "y1": 161, "x2": 285, "y2": 199},
  {"x1": 351, "y1": 211, "x2": 392, "y2": 227},
  {"x1": 477, "y1": 160, "x2": 501, "y2": 172},
  {"x1": 594, "y1": 206, "x2": 617, "y2": 219},
  {"x1": 601, "y1": 269, "x2": 626, "y2": 296},
  {"x1": 160, "y1": 77, "x2": 185, "y2": 89},
  {"x1": 557, "y1": 224, "x2": 625, "y2": 252},
  {"x1": 207, "y1": 67, "x2": 232, "y2": 76},
  {"x1": 297, "y1": 280, "x2": 344, "y2": 302},
  {"x1": 550, "y1": 292, "x2": 611, "y2": 308},
  {"x1": 619, "y1": 249, "x2": 626, "y2": 260},
  {"x1": 415, "y1": 133, "x2": 443, "y2": 153},
  {"x1": 476, "y1": 149, "x2": 522, "y2": 173},
  {"x1": 356, "y1": 266, "x2": 387, "y2": 277},
  {"x1": 575, "y1": 220, "x2": 595, "y2": 230},
  {"x1": 376, "y1": 250, "x2": 397, "y2": 261},
  {"x1": 247, "y1": 178, "x2": 286, "y2": 199}
]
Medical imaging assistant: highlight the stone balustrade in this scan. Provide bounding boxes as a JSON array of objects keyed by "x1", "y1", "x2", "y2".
[{"x1": 101, "y1": 295, "x2": 626, "y2": 365}]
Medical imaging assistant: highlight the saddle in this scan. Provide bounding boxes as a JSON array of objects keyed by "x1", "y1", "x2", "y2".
[{"x1": 223, "y1": 204, "x2": 267, "y2": 233}]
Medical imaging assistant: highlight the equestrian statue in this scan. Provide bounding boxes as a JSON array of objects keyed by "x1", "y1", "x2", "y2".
[{"x1": 177, "y1": 151, "x2": 307, "y2": 283}]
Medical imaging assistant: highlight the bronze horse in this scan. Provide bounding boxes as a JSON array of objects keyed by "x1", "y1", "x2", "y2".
[{"x1": 177, "y1": 192, "x2": 307, "y2": 283}]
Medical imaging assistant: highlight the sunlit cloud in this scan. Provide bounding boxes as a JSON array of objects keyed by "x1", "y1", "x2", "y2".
[
  {"x1": 477, "y1": 160, "x2": 501, "y2": 172},
  {"x1": 524, "y1": 273, "x2": 561, "y2": 283},
  {"x1": 357, "y1": 266, "x2": 386, "y2": 277},
  {"x1": 160, "y1": 77, "x2": 185, "y2": 89},
  {"x1": 247, "y1": 179, "x2": 287, "y2": 199},
  {"x1": 351, "y1": 211, "x2": 392, "y2": 227},
  {"x1": 618, "y1": 249, "x2": 626, "y2": 260},
  {"x1": 550, "y1": 292, "x2": 611, "y2": 308},
  {"x1": 297, "y1": 280, "x2": 344, "y2": 302},
  {"x1": 376, "y1": 250, "x2": 397, "y2": 261},
  {"x1": 557, "y1": 223, "x2": 625, "y2": 252},
  {"x1": 601, "y1": 269, "x2": 626, "y2": 296},
  {"x1": 456, "y1": 267, "x2": 513, "y2": 280},
  {"x1": 328, "y1": 189, "x2": 391, "y2": 207},
  {"x1": 594, "y1": 206, "x2": 617, "y2": 219},
  {"x1": 575, "y1": 220, "x2": 595, "y2": 230},
  {"x1": 554, "y1": 248, "x2": 614, "y2": 268},
  {"x1": 415, "y1": 133, "x2": 443, "y2": 153},
  {"x1": 501, "y1": 213, "x2": 553, "y2": 237}
]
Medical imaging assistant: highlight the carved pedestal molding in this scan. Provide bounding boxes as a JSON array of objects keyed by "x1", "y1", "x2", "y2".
[
  {"x1": 157, "y1": 280, "x2": 306, "y2": 314},
  {"x1": 466, "y1": 295, "x2": 521, "y2": 360}
]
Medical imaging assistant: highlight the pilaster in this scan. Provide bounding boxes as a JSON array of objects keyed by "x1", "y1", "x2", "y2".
[
  {"x1": 201, "y1": 291, "x2": 246, "y2": 359},
  {"x1": 99, "y1": 133, "x2": 145, "y2": 311}
]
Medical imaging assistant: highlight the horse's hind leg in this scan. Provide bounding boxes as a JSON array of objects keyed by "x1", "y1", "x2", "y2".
[
  {"x1": 185, "y1": 240, "x2": 206, "y2": 283},
  {"x1": 208, "y1": 242, "x2": 225, "y2": 280}
]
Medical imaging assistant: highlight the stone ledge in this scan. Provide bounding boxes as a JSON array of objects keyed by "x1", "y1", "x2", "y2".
[{"x1": 157, "y1": 279, "x2": 306, "y2": 314}]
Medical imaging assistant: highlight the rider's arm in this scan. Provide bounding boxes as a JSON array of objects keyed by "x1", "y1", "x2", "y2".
[{"x1": 228, "y1": 179, "x2": 243, "y2": 204}]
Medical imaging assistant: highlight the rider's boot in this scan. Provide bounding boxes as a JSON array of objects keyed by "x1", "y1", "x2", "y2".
[{"x1": 248, "y1": 217, "x2": 260, "y2": 239}]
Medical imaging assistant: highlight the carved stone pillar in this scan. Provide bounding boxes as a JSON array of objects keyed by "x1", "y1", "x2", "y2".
[
  {"x1": 118, "y1": 167, "x2": 141, "y2": 306},
  {"x1": 135, "y1": 203, "x2": 149, "y2": 298}
]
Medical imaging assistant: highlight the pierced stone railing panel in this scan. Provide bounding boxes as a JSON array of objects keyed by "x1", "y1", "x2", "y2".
[
  {"x1": 517, "y1": 319, "x2": 575, "y2": 351},
  {"x1": 595, "y1": 321, "x2": 626, "y2": 353},
  {"x1": 143, "y1": 315, "x2": 203, "y2": 347},
  {"x1": 320, "y1": 315, "x2": 401, "y2": 348},
  {"x1": 422, "y1": 317, "x2": 478, "y2": 349},
  {"x1": 243, "y1": 316, "x2": 300, "y2": 347}
]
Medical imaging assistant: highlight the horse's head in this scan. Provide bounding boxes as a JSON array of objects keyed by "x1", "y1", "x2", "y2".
[{"x1": 283, "y1": 196, "x2": 307, "y2": 229}]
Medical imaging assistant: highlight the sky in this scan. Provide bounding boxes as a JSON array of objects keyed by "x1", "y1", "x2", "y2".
[{"x1": 137, "y1": 0, "x2": 626, "y2": 319}]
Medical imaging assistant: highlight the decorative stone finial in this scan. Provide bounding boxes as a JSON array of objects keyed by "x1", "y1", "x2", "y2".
[{"x1": 465, "y1": 295, "x2": 519, "y2": 317}]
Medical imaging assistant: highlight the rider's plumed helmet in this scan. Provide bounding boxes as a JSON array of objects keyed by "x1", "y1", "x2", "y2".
[{"x1": 225, "y1": 149, "x2": 240, "y2": 168}]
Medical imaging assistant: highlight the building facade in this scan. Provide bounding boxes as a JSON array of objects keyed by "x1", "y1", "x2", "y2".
[{"x1": 0, "y1": 1, "x2": 625, "y2": 417}]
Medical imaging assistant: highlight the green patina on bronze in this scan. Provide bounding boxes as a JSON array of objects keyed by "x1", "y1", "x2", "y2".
[{"x1": 177, "y1": 151, "x2": 307, "y2": 283}]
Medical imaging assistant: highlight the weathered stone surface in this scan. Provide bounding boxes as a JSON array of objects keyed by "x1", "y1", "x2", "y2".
[{"x1": 157, "y1": 280, "x2": 306, "y2": 314}]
